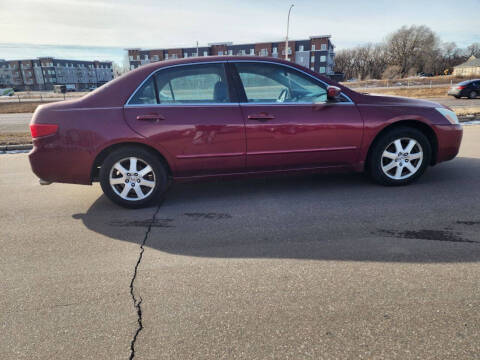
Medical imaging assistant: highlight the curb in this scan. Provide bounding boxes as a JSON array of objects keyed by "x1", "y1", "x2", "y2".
[{"x1": 0, "y1": 144, "x2": 33, "y2": 151}]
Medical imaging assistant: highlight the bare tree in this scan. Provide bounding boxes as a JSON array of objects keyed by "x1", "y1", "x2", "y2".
[{"x1": 467, "y1": 43, "x2": 480, "y2": 58}]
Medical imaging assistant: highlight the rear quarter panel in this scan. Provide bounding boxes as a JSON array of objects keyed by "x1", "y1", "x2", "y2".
[{"x1": 30, "y1": 103, "x2": 146, "y2": 184}]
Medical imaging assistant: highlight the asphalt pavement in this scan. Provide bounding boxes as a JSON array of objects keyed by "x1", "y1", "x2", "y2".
[{"x1": 1, "y1": 126, "x2": 480, "y2": 359}]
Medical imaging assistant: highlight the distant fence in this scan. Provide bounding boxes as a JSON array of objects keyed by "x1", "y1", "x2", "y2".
[
  {"x1": 341, "y1": 76, "x2": 478, "y2": 90},
  {"x1": 0, "y1": 91, "x2": 86, "y2": 103}
]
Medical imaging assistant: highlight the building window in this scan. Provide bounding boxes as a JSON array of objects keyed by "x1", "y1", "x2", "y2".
[
  {"x1": 129, "y1": 56, "x2": 133, "y2": 61},
  {"x1": 203, "y1": 51, "x2": 208, "y2": 56},
  {"x1": 218, "y1": 51, "x2": 223, "y2": 56},
  {"x1": 250, "y1": 49, "x2": 254, "y2": 55},
  {"x1": 319, "y1": 67, "x2": 326, "y2": 73},
  {"x1": 184, "y1": 53, "x2": 188, "y2": 58},
  {"x1": 228, "y1": 50, "x2": 233, "y2": 55},
  {"x1": 311, "y1": 44, "x2": 316, "y2": 51},
  {"x1": 311, "y1": 67, "x2": 314, "y2": 71},
  {"x1": 311, "y1": 56, "x2": 315, "y2": 62},
  {"x1": 240, "y1": 50, "x2": 246, "y2": 55},
  {"x1": 299, "y1": 45, "x2": 304, "y2": 51},
  {"x1": 165, "y1": 54, "x2": 169, "y2": 60},
  {"x1": 260, "y1": 48, "x2": 268, "y2": 56},
  {"x1": 320, "y1": 55, "x2": 326, "y2": 62},
  {"x1": 272, "y1": 47, "x2": 278, "y2": 54},
  {"x1": 321, "y1": 44, "x2": 327, "y2": 51}
]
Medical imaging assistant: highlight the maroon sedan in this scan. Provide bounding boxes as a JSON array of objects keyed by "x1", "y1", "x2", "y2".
[{"x1": 29, "y1": 57, "x2": 463, "y2": 208}]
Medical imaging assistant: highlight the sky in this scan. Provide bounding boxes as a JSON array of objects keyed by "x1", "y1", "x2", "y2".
[{"x1": 0, "y1": 0, "x2": 479, "y2": 64}]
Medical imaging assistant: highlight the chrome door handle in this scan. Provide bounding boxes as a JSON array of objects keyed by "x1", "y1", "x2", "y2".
[
  {"x1": 247, "y1": 113, "x2": 275, "y2": 121},
  {"x1": 136, "y1": 114, "x2": 165, "y2": 121}
]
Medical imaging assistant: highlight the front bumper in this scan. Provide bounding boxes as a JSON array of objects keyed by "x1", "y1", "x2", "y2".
[{"x1": 434, "y1": 124, "x2": 463, "y2": 163}]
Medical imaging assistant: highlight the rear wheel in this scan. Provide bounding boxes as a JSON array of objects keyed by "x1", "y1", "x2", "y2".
[
  {"x1": 99, "y1": 146, "x2": 168, "y2": 208},
  {"x1": 368, "y1": 127, "x2": 431, "y2": 186},
  {"x1": 469, "y1": 90, "x2": 477, "y2": 99}
]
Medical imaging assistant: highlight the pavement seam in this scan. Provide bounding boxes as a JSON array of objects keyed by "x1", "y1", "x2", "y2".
[{"x1": 128, "y1": 203, "x2": 162, "y2": 360}]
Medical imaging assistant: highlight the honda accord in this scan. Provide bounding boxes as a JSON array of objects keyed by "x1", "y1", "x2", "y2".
[{"x1": 29, "y1": 56, "x2": 463, "y2": 208}]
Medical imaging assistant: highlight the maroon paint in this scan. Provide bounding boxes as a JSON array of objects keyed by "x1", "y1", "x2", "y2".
[{"x1": 29, "y1": 56, "x2": 463, "y2": 185}]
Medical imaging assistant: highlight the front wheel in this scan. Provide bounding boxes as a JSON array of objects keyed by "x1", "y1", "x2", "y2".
[
  {"x1": 99, "y1": 146, "x2": 168, "y2": 208},
  {"x1": 469, "y1": 90, "x2": 477, "y2": 99},
  {"x1": 368, "y1": 127, "x2": 431, "y2": 186}
]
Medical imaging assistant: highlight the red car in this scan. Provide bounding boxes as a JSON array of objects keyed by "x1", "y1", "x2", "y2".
[{"x1": 29, "y1": 57, "x2": 463, "y2": 208}]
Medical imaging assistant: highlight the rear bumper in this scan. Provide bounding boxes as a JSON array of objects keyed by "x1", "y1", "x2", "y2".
[
  {"x1": 29, "y1": 136, "x2": 94, "y2": 185},
  {"x1": 434, "y1": 124, "x2": 463, "y2": 163},
  {"x1": 447, "y1": 88, "x2": 460, "y2": 96}
]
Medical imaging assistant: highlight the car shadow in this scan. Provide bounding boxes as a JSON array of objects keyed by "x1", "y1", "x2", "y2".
[{"x1": 73, "y1": 157, "x2": 480, "y2": 263}]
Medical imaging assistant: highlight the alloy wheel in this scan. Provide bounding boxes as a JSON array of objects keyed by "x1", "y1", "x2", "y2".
[
  {"x1": 381, "y1": 138, "x2": 423, "y2": 180},
  {"x1": 109, "y1": 157, "x2": 156, "y2": 201}
]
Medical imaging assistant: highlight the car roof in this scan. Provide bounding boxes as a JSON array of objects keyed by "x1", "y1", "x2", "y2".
[{"x1": 458, "y1": 79, "x2": 480, "y2": 85}]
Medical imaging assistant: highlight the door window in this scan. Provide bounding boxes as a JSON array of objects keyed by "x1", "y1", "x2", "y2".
[
  {"x1": 234, "y1": 62, "x2": 329, "y2": 104},
  {"x1": 128, "y1": 63, "x2": 230, "y2": 105},
  {"x1": 129, "y1": 77, "x2": 157, "y2": 104}
]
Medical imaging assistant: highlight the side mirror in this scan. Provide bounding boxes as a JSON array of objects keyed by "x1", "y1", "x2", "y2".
[{"x1": 327, "y1": 86, "x2": 341, "y2": 101}]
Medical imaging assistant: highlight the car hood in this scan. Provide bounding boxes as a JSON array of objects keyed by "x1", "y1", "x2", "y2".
[{"x1": 354, "y1": 93, "x2": 444, "y2": 109}]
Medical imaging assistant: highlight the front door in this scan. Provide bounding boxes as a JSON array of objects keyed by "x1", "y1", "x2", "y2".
[
  {"x1": 123, "y1": 62, "x2": 246, "y2": 177},
  {"x1": 232, "y1": 61, "x2": 363, "y2": 171}
]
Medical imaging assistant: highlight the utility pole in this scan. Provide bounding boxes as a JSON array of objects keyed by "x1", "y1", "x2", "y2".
[
  {"x1": 285, "y1": 4, "x2": 294, "y2": 61},
  {"x1": 196, "y1": 41, "x2": 199, "y2": 57}
]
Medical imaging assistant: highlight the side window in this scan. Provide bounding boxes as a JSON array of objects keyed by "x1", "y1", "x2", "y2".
[
  {"x1": 155, "y1": 63, "x2": 230, "y2": 103},
  {"x1": 234, "y1": 62, "x2": 329, "y2": 104},
  {"x1": 129, "y1": 78, "x2": 157, "y2": 105}
]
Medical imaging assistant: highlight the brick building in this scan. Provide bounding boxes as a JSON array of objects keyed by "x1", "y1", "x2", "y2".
[
  {"x1": 127, "y1": 35, "x2": 336, "y2": 77},
  {"x1": 0, "y1": 58, "x2": 113, "y2": 91}
]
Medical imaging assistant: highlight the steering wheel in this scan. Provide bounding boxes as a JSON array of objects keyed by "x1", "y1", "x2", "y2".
[{"x1": 277, "y1": 88, "x2": 290, "y2": 103}]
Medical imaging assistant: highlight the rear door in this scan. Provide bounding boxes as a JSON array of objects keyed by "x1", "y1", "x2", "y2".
[
  {"x1": 123, "y1": 62, "x2": 246, "y2": 177},
  {"x1": 231, "y1": 61, "x2": 363, "y2": 171}
]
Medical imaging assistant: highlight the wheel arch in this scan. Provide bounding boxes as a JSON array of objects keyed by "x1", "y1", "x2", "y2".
[
  {"x1": 90, "y1": 142, "x2": 173, "y2": 182},
  {"x1": 365, "y1": 120, "x2": 438, "y2": 170}
]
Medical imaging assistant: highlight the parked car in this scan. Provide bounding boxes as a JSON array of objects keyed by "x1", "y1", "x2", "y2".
[
  {"x1": 448, "y1": 79, "x2": 480, "y2": 99},
  {"x1": 29, "y1": 56, "x2": 463, "y2": 208}
]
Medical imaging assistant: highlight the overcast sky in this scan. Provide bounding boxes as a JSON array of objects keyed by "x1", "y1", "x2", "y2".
[{"x1": 0, "y1": 0, "x2": 479, "y2": 51}]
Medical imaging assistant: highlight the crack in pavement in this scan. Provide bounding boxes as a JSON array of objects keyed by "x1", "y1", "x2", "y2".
[{"x1": 128, "y1": 203, "x2": 162, "y2": 360}]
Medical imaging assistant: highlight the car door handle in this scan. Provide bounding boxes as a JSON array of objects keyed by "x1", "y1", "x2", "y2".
[
  {"x1": 247, "y1": 113, "x2": 275, "y2": 121},
  {"x1": 136, "y1": 114, "x2": 165, "y2": 121}
]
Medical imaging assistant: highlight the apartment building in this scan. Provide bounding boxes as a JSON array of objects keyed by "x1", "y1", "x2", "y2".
[
  {"x1": 0, "y1": 58, "x2": 113, "y2": 91},
  {"x1": 127, "y1": 35, "x2": 337, "y2": 78}
]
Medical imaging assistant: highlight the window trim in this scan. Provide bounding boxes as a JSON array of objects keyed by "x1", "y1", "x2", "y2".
[
  {"x1": 230, "y1": 60, "x2": 353, "y2": 105},
  {"x1": 125, "y1": 60, "x2": 353, "y2": 107},
  {"x1": 125, "y1": 61, "x2": 237, "y2": 106}
]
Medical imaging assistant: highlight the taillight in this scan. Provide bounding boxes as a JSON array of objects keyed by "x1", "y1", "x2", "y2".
[
  {"x1": 30, "y1": 124, "x2": 58, "y2": 138},
  {"x1": 457, "y1": 86, "x2": 465, "y2": 90}
]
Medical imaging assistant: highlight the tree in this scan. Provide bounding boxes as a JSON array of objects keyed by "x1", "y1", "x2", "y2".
[
  {"x1": 467, "y1": 43, "x2": 480, "y2": 58},
  {"x1": 385, "y1": 25, "x2": 440, "y2": 77}
]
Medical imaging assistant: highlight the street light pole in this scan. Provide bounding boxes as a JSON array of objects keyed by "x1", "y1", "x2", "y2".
[{"x1": 285, "y1": 4, "x2": 294, "y2": 61}]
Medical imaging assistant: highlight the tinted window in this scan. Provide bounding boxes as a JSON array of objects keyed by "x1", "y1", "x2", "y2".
[
  {"x1": 129, "y1": 78, "x2": 157, "y2": 104},
  {"x1": 234, "y1": 62, "x2": 329, "y2": 103},
  {"x1": 155, "y1": 63, "x2": 230, "y2": 104},
  {"x1": 458, "y1": 80, "x2": 474, "y2": 86}
]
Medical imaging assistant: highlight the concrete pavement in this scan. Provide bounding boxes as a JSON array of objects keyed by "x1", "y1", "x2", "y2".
[{"x1": 1, "y1": 127, "x2": 480, "y2": 359}]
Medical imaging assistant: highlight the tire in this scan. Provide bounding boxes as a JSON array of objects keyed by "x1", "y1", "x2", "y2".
[
  {"x1": 469, "y1": 90, "x2": 477, "y2": 99},
  {"x1": 367, "y1": 127, "x2": 432, "y2": 186},
  {"x1": 454, "y1": 95, "x2": 460, "y2": 99},
  {"x1": 99, "y1": 146, "x2": 168, "y2": 208}
]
